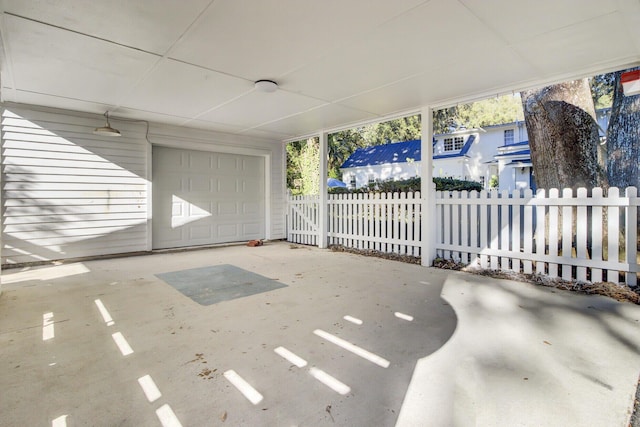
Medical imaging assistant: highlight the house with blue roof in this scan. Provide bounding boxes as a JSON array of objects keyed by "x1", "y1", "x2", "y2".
[
  {"x1": 340, "y1": 126, "x2": 525, "y2": 190},
  {"x1": 340, "y1": 109, "x2": 611, "y2": 192},
  {"x1": 340, "y1": 139, "x2": 422, "y2": 188},
  {"x1": 340, "y1": 123, "x2": 529, "y2": 190}
]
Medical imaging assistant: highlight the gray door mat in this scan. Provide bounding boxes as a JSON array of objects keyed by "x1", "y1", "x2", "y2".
[{"x1": 156, "y1": 264, "x2": 287, "y2": 306}]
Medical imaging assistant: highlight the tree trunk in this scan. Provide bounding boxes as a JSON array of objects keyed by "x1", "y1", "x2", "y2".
[
  {"x1": 521, "y1": 80, "x2": 607, "y2": 259},
  {"x1": 607, "y1": 67, "x2": 640, "y2": 257},
  {"x1": 607, "y1": 67, "x2": 640, "y2": 190},
  {"x1": 521, "y1": 79, "x2": 606, "y2": 191}
]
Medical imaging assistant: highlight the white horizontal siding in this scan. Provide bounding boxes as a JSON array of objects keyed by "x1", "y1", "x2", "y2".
[{"x1": 2, "y1": 105, "x2": 149, "y2": 264}]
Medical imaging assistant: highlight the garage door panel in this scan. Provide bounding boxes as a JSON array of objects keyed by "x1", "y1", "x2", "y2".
[
  {"x1": 216, "y1": 154, "x2": 241, "y2": 174},
  {"x1": 153, "y1": 146, "x2": 265, "y2": 249},
  {"x1": 189, "y1": 225, "x2": 212, "y2": 240},
  {"x1": 242, "y1": 157, "x2": 262, "y2": 174},
  {"x1": 243, "y1": 202, "x2": 260, "y2": 215},
  {"x1": 217, "y1": 224, "x2": 238, "y2": 238},
  {"x1": 188, "y1": 153, "x2": 212, "y2": 170},
  {"x1": 218, "y1": 201, "x2": 238, "y2": 215},
  {"x1": 216, "y1": 179, "x2": 238, "y2": 194},
  {"x1": 189, "y1": 177, "x2": 212, "y2": 192},
  {"x1": 242, "y1": 223, "x2": 261, "y2": 235}
]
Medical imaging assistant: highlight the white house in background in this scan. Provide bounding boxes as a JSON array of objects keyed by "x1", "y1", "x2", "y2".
[
  {"x1": 340, "y1": 108, "x2": 611, "y2": 191},
  {"x1": 340, "y1": 139, "x2": 421, "y2": 189}
]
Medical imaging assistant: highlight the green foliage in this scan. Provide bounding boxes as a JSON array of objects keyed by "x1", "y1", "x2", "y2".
[
  {"x1": 433, "y1": 177, "x2": 482, "y2": 191},
  {"x1": 328, "y1": 129, "x2": 366, "y2": 179},
  {"x1": 287, "y1": 138, "x2": 320, "y2": 195},
  {"x1": 372, "y1": 176, "x2": 422, "y2": 193},
  {"x1": 326, "y1": 115, "x2": 421, "y2": 178},
  {"x1": 488, "y1": 174, "x2": 499, "y2": 188},
  {"x1": 433, "y1": 94, "x2": 524, "y2": 134},
  {"x1": 590, "y1": 73, "x2": 615, "y2": 109},
  {"x1": 328, "y1": 186, "x2": 351, "y2": 194},
  {"x1": 286, "y1": 140, "x2": 304, "y2": 191},
  {"x1": 328, "y1": 176, "x2": 482, "y2": 194},
  {"x1": 289, "y1": 115, "x2": 423, "y2": 193},
  {"x1": 361, "y1": 115, "x2": 421, "y2": 146}
]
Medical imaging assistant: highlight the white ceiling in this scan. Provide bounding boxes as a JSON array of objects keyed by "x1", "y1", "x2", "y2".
[{"x1": 1, "y1": 0, "x2": 640, "y2": 142}]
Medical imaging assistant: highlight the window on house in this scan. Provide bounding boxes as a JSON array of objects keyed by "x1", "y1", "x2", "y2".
[
  {"x1": 368, "y1": 175, "x2": 375, "y2": 185},
  {"x1": 349, "y1": 175, "x2": 356, "y2": 188},
  {"x1": 444, "y1": 138, "x2": 453, "y2": 151},
  {"x1": 480, "y1": 175, "x2": 485, "y2": 188},
  {"x1": 444, "y1": 136, "x2": 464, "y2": 151},
  {"x1": 504, "y1": 129, "x2": 514, "y2": 145}
]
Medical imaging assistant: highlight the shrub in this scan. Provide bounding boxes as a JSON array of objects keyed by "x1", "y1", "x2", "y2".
[
  {"x1": 328, "y1": 176, "x2": 482, "y2": 193},
  {"x1": 433, "y1": 177, "x2": 482, "y2": 191}
]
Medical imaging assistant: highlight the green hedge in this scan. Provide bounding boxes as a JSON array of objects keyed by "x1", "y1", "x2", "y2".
[
  {"x1": 328, "y1": 176, "x2": 482, "y2": 194},
  {"x1": 433, "y1": 177, "x2": 482, "y2": 191}
]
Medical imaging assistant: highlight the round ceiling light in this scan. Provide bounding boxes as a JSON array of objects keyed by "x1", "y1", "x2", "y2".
[{"x1": 254, "y1": 79, "x2": 278, "y2": 93}]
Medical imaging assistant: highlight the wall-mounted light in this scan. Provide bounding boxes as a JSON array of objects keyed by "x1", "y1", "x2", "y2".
[
  {"x1": 254, "y1": 79, "x2": 278, "y2": 93},
  {"x1": 94, "y1": 111, "x2": 121, "y2": 136}
]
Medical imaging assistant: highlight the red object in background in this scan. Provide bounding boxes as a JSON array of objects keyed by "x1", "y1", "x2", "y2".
[{"x1": 621, "y1": 70, "x2": 640, "y2": 96}]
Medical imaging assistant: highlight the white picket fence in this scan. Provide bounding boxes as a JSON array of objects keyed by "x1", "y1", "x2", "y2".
[
  {"x1": 287, "y1": 192, "x2": 422, "y2": 255},
  {"x1": 435, "y1": 187, "x2": 639, "y2": 285},
  {"x1": 328, "y1": 192, "x2": 422, "y2": 256},
  {"x1": 287, "y1": 186, "x2": 640, "y2": 285},
  {"x1": 287, "y1": 194, "x2": 319, "y2": 246}
]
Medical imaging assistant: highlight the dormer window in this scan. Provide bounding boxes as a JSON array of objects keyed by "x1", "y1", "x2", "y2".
[
  {"x1": 444, "y1": 136, "x2": 464, "y2": 152},
  {"x1": 504, "y1": 129, "x2": 514, "y2": 145}
]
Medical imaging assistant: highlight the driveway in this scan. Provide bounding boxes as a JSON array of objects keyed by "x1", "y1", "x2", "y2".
[{"x1": 1, "y1": 241, "x2": 639, "y2": 426}]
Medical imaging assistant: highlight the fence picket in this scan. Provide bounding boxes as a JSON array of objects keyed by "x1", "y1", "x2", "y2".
[
  {"x1": 536, "y1": 189, "x2": 546, "y2": 274},
  {"x1": 490, "y1": 190, "x2": 499, "y2": 270},
  {"x1": 407, "y1": 193, "x2": 414, "y2": 256},
  {"x1": 590, "y1": 187, "x2": 603, "y2": 283},
  {"x1": 501, "y1": 190, "x2": 510, "y2": 270},
  {"x1": 548, "y1": 189, "x2": 559, "y2": 278},
  {"x1": 511, "y1": 190, "x2": 521, "y2": 273},
  {"x1": 469, "y1": 191, "x2": 479, "y2": 266},
  {"x1": 451, "y1": 191, "x2": 460, "y2": 261},
  {"x1": 625, "y1": 187, "x2": 638, "y2": 286},
  {"x1": 523, "y1": 189, "x2": 533, "y2": 274},
  {"x1": 576, "y1": 188, "x2": 588, "y2": 281},
  {"x1": 460, "y1": 191, "x2": 469, "y2": 263},
  {"x1": 374, "y1": 193, "x2": 380, "y2": 252},
  {"x1": 561, "y1": 188, "x2": 573, "y2": 280},
  {"x1": 400, "y1": 192, "x2": 407, "y2": 255},
  {"x1": 443, "y1": 191, "x2": 452, "y2": 260},
  {"x1": 607, "y1": 187, "x2": 621, "y2": 283},
  {"x1": 479, "y1": 191, "x2": 489, "y2": 269},
  {"x1": 436, "y1": 191, "x2": 443, "y2": 259},
  {"x1": 416, "y1": 192, "x2": 422, "y2": 257}
]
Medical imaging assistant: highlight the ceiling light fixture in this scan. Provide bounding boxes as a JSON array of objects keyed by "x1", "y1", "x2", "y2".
[
  {"x1": 94, "y1": 111, "x2": 121, "y2": 136},
  {"x1": 254, "y1": 79, "x2": 278, "y2": 93}
]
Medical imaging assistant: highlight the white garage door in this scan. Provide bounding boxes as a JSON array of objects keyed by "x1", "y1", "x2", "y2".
[{"x1": 152, "y1": 146, "x2": 265, "y2": 249}]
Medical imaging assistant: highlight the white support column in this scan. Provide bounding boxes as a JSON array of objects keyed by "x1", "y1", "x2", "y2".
[
  {"x1": 318, "y1": 131, "x2": 329, "y2": 248},
  {"x1": 420, "y1": 106, "x2": 436, "y2": 266}
]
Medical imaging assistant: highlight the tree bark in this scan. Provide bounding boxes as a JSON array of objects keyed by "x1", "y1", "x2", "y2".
[
  {"x1": 607, "y1": 67, "x2": 640, "y2": 190},
  {"x1": 607, "y1": 67, "x2": 640, "y2": 255},
  {"x1": 521, "y1": 79, "x2": 606, "y2": 191}
]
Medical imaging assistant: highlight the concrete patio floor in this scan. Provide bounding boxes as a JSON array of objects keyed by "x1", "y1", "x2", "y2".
[{"x1": 1, "y1": 241, "x2": 639, "y2": 427}]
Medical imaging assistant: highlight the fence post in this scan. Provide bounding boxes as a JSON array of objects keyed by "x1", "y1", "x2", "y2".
[
  {"x1": 625, "y1": 186, "x2": 638, "y2": 286},
  {"x1": 318, "y1": 131, "x2": 328, "y2": 249},
  {"x1": 420, "y1": 106, "x2": 435, "y2": 266}
]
